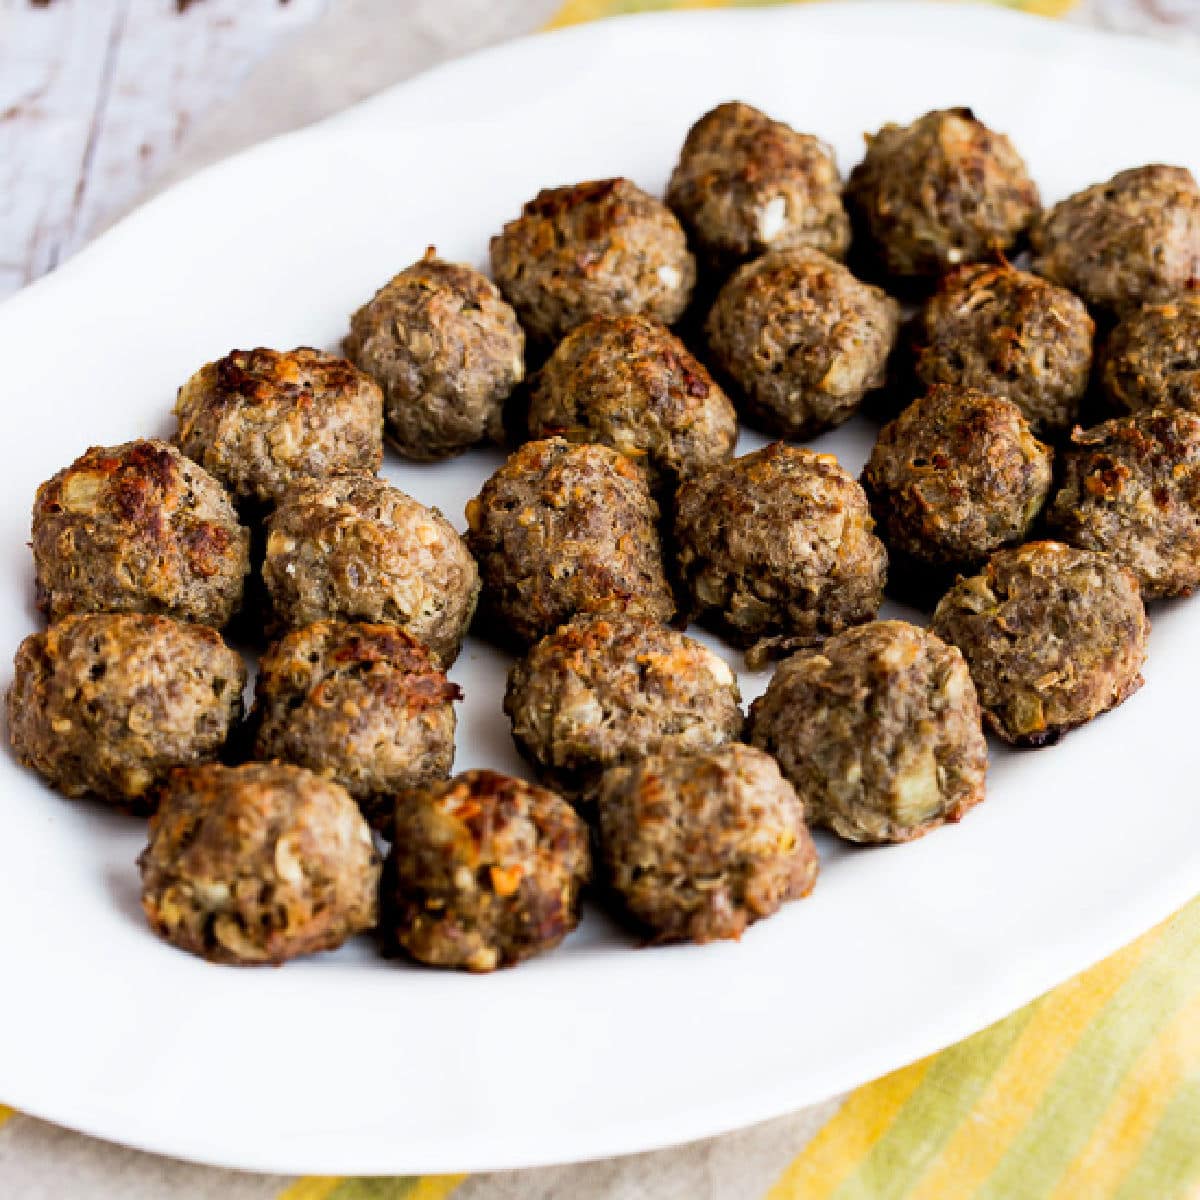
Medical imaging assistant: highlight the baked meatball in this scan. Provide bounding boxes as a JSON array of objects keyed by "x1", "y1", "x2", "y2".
[
  {"x1": 932, "y1": 542, "x2": 1148, "y2": 747},
  {"x1": 489, "y1": 178, "x2": 696, "y2": 346},
  {"x1": 846, "y1": 107, "x2": 1040, "y2": 283},
  {"x1": 1047, "y1": 407, "x2": 1200, "y2": 599},
  {"x1": 674, "y1": 443, "x2": 886, "y2": 665},
  {"x1": 862, "y1": 386, "x2": 1053, "y2": 576},
  {"x1": 250, "y1": 621, "x2": 459, "y2": 830},
  {"x1": 7, "y1": 613, "x2": 244, "y2": 809},
  {"x1": 505, "y1": 610, "x2": 743, "y2": 801},
  {"x1": 174, "y1": 347, "x2": 384, "y2": 508},
  {"x1": 705, "y1": 247, "x2": 899, "y2": 439},
  {"x1": 1031, "y1": 165, "x2": 1200, "y2": 317},
  {"x1": 597, "y1": 743, "x2": 818, "y2": 944},
  {"x1": 1101, "y1": 296, "x2": 1200, "y2": 415},
  {"x1": 344, "y1": 249, "x2": 524, "y2": 460},
  {"x1": 139, "y1": 763, "x2": 379, "y2": 965},
  {"x1": 31, "y1": 439, "x2": 249, "y2": 627},
  {"x1": 750, "y1": 620, "x2": 987, "y2": 843},
  {"x1": 912, "y1": 263, "x2": 1094, "y2": 436},
  {"x1": 465, "y1": 438, "x2": 673, "y2": 647},
  {"x1": 666, "y1": 100, "x2": 850, "y2": 274},
  {"x1": 526, "y1": 314, "x2": 737, "y2": 489},
  {"x1": 381, "y1": 770, "x2": 589, "y2": 972},
  {"x1": 263, "y1": 473, "x2": 478, "y2": 664}
]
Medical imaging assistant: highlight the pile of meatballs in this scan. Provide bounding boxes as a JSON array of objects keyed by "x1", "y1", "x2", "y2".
[{"x1": 9, "y1": 100, "x2": 1200, "y2": 971}]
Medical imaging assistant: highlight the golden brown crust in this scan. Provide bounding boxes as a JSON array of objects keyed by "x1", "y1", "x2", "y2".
[{"x1": 1100, "y1": 296, "x2": 1200, "y2": 415}]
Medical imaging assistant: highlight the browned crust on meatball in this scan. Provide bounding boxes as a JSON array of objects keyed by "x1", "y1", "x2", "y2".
[
  {"x1": 1100, "y1": 296, "x2": 1200, "y2": 416},
  {"x1": 139, "y1": 762, "x2": 380, "y2": 964},
  {"x1": 381, "y1": 769, "x2": 590, "y2": 972},
  {"x1": 32, "y1": 439, "x2": 250, "y2": 628}
]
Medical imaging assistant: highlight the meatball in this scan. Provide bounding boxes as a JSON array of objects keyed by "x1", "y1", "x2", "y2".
[
  {"x1": 845, "y1": 107, "x2": 1040, "y2": 283},
  {"x1": 705, "y1": 247, "x2": 899, "y2": 439},
  {"x1": 381, "y1": 770, "x2": 589, "y2": 972},
  {"x1": 7, "y1": 613, "x2": 244, "y2": 809},
  {"x1": 263, "y1": 473, "x2": 478, "y2": 664},
  {"x1": 1100, "y1": 296, "x2": 1200, "y2": 415},
  {"x1": 674, "y1": 443, "x2": 886, "y2": 665},
  {"x1": 862, "y1": 386, "x2": 1053, "y2": 577},
  {"x1": 250, "y1": 621, "x2": 459, "y2": 830},
  {"x1": 666, "y1": 100, "x2": 850, "y2": 274},
  {"x1": 31, "y1": 439, "x2": 249, "y2": 628},
  {"x1": 750, "y1": 620, "x2": 987, "y2": 843},
  {"x1": 1047, "y1": 407, "x2": 1200, "y2": 599},
  {"x1": 597, "y1": 743, "x2": 818, "y2": 944},
  {"x1": 1031, "y1": 165, "x2": 1200, "y2": 317},
  {"x1": 343, "y1": 249, "x2": 524, "y2": 461},
  {"x1": 139, "y1": 763, "x2": 379, "y2": 965},
  {"x1": 174, "y1": 347, "x2": 384, "y2": 508},
  {"x1": 912, "y1": 263, "x2": 1094, "y2": 437},
  {"x1": 465, "y1": 437, "x2": 673, "y2": 647},
  {"x1": 526, "y1": 314, "x2": 737, "y2": 489},
  {"x1": 932, "y1": 542, "x2": 1147, "y2": 747},
  {"x1": 489, "y1": 178, "x2": 696, "y2": 346},
  {"x1": 504, "y1": 609, "x2": 743, "y2": 801}
]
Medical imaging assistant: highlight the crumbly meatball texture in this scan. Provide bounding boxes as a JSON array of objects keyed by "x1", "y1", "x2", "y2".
[
  {"x1": 1031, "y1": 165, "x2": 1200, "y2": 317},
  {"x1": 750, "y1": 620, "x2": 987, "y2": 843},
  {"x1": 139, "y1": 763, "x2": 380, "y2": 965},
  {"x1": 1048, "y1": 407, "x2": 1200, "y2": 600},
  {"x1": 263, "y1": 473, "x2": 479, "y2": 664},
  {"x1": 845, "y1": 107, "x2": 1040, "y2": 282},
  {"x1": 174, "y1": 347, "x2": 384, "y2": 507},
  {"x1": 465, "y1": 438, "x2": 674, "y2": 647},
  {"x1": 381, "y1": 770, "x2": 590, "y2": 972},
  {"x1": 32, "y1": 439, "x2": 249, "y2": 628},
  {"x1": 932, "y1": 542, "x2": 1148, "y2": 746},
  {"x1": 705, "y1": 248, "x2": 899, "y2": 439},
  {"x1": 912, "y1": 264, "x2": 1094, "y2": 436},
  {"x1": 666, "y1": 101, "x2": 850, "y2": 273},
  {"x1": 862, "y1": 386, "x2": 1053, "y2": 571},
  {"x1": 527, "y1": 314, "x2": 737, "y2": 489},
  {"x1": 505, "y1": 610, "x2": 743, "y2": 800},
  {"x1": 344, "y1": 251, "x2": 524, "y2": 461},
  {"x1": 674, "y1": 443, "x2": 887, "y2": 664},
  {"x1": 7, "y1": 613, "x2": 245, "y2": 809},
  {"x1": 597, "y1": 743, "x2": 818, "y2": 944},
  {"x1": 489, "y1": 178, "x2": 696, "y2": 346},
  {"x1": 251, "y1": 621, "x2": 460, "y2": 830},
  {"x1": 1101, "y1": 297, "x2": 1200, "y2": 415}
]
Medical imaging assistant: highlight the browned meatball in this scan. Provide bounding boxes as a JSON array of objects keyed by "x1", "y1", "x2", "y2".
[
  {"x1": 674, "y1": 443, "x2": 887, "y2": 665},
  {"x1": 381, "y1": 770, "x2": 590, "y2": 972},
  {"x1": 139, "y1": 762, "x2": 380, "y2": 965},
  {"x1": 846, "y1": 107, "x2": 1040, "y2": 283},
  {"x1": 250, "y1": 621, "x2": 459, "y2": 830},
  {"x1": 705, "y1": 247, "x2": 899, "y2": 439},
  {"x1": 7, "y1": 613, "x2": 245, "y2": 809},
  {"x1": 526, "y1": 314, "x2": 737, "y2": 489},
  {"x1": 666, "y1": 100, "x2": 850, "y2": 274},
  {"x1": 912, "y1": 264, "x2": 1094, "y2": 437},
  {"x1": 465, "y1": 438, "x2": 674, "y2": 647},
  {"x1": 174, "y1": 347, "x2": 384, "y2": 508},
  {"x1": 932, "y1": 542, "x2": 1147, "y2": 746},
  {"x1": 343, "y1": 249, "x2": 525, "y2": 460},
  {"x1": 750, "y1": 621, "x2": 987, "y2": 843},
  {"x1": 1047, "y1": 407, "x2": 1200, "y2": 599},
  {"x1": 597, "y1": 743, "x2": 818, "y2": 944},
  {"x1": 263, "y1": 473, "x2": 479, "y2": 664},
  {"x1": 489, "y1": 178, "x2": 696, "y2": 346},
  {"x1": 31, "y1": 439, "x2": 249, "y2": 628},
  {"x1": 504, "y1": 610, "x2": 743, "y2": 801},
  {"x1": 1100, "y1": 296, "x2": 1200, "y2": 415},
  {"x1": 1032, "y1": 165, "x2": 1200, "y2": 317},
  {"x1": 862, "y1": 386, "x2": 1053, "y2": 575}
]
